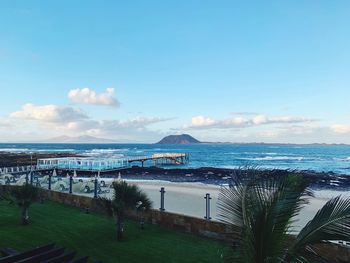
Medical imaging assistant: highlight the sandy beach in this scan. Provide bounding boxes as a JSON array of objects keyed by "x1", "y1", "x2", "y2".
[{"x1": 97, "y1": 179, "x2": 349, "y2": 232}]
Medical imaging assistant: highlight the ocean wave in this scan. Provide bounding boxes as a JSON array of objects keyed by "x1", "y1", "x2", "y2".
[
  {"x1": 238, "y1": 156, "x2": 305, "y2": 161},
  {"x1": 0, "y1": 148, "x2": 76, "y2": 153},
  {"x1": 35, "y1": 149, "x2": 76, "y2": 152},
  {"x1": 225, "y1": 152, "x2": 280, "y2": 155},
  {"x1": 223, "y1": 152, "x2": 245, "y2": 155},
  {"x1": 0, "y1": 148, "x2": 30, "y2": 152},
  {"x1": 82, "y1": 148, "x2": 129, "y2": 158},
  {"x1": 333, "y1": 157, "x2": 350, "y2": 162},
  {"x1": 85, "y1": 148, "x2": 130, "y2": 154}
]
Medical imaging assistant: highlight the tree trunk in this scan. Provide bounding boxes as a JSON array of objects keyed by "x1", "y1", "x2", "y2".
[
  {"x1": 116, "y1": 218, "x2": 124, "y2": 241},
  {"x1": 21, "y1": 207, "x2": 29, "y2": 225}
]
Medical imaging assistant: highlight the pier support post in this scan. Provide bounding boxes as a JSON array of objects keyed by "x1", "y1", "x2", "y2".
[
  {"x1": 204, "y1": 193, "x2": 212, "y2": 221},
  {"x1": 69, "y1": 175, "x2": 73, "y2": 194},
  {"x1": 160, "y1": 187, "x2": 165, "y2": 211},
  {"x1": 48, "y1": 174, "x2": 52, "y2": 190},
  {"x1": 94, "y1": 177, "x2": 98, "y2": 198}
]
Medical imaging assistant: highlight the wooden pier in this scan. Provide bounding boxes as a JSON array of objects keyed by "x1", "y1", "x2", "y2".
[{"x1": 0, "y1": 153, "x2": 190, "y2": 174}]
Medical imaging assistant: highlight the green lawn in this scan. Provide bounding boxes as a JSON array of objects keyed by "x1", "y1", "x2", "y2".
[{"x1": 0, "y1": 201, "x2": 230, "y2": 263}]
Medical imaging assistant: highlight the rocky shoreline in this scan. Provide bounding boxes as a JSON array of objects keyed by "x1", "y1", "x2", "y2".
[
  {"x1": 107, "y1": 166, "x2": 350, "y2": 191},
  {"x1": 1, "y1": 152, "x2": 350, "y2": 191}
]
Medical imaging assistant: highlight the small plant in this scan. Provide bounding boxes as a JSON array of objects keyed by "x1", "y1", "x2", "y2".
[
  {"x1": 99, "y1": 180, "x2": 152, "y2": 241},
  {"x1": 10, "y1": 183, "x2": 40, "y2": 225}
]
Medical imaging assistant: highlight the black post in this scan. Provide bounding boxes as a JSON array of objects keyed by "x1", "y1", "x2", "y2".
[
  {"x1": 204, "y1": 193, "x2": 212, "y2": 221},
  {"x1": 69, "y1": 175, "x2": 73, "y2": 194},
  {"x1": 48, "y1": 174, "x2": 52, "y2": 190},
  {"x1": 30, "y1": 172, "x2": 33, "y2": 185},
  {"x1": 25, "y1": 173, "x2": 29, "y2": 184},
  {"x1": 160, "y1": 187, "x2": 165, "y2": 211},
  {"x1": 94, "y1": 177, "x2": 98, "y2": 198}
]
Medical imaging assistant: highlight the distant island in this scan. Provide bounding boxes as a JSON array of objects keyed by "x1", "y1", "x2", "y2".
[{"x1": 157, "y1": 134, "x2": 201, "y2": 144}]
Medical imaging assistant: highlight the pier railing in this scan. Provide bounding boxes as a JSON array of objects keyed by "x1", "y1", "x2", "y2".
[{"x1": 34, "y1": 153, "x2": 189, "y2": 171}]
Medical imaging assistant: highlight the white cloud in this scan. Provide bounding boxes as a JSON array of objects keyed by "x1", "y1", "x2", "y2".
[
  {"x1": 10, "y1": 103, "x2": 88, "y2": 123},
  {"x1": 186, "y1": 114, "x2": 314, "y2": 129},
  {"x1": 252, "y1": 114, "x2": 268, "y2": 125},
  {"x1": 68, "y1": 87, "x2": 120, "y2": 107},
  {"x1": 191, "y1": 116, "x2": 216, "y2": 127},
  {"x1": 0, "y1": 118, "x2": 13, "y2": 128},
  {"x1": 331, "y1": 124, "x2": 350, "y2": 134}
]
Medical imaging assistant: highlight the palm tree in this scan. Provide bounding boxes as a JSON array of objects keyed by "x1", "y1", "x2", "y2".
[
  {"x1": 217, "y1": 171, "x2": 350, "y2": 263},
  {"x1": 99, "y1": 181, "x2": 152, "y2": 241},
  {"x1": 10, "y1": 183, "x2": 40, "y2": 225}
]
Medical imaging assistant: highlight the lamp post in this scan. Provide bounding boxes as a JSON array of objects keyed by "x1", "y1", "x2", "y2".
[
  {"x1": 30, "y1": 153, "x2": 33, "y2": 171},
  {"x1": 204, "y1": 193, "x2": 212, "y2": 221},
  {"x1": 160, "y1": 187, "x2": 166, "y2": 211},
  {"x1": 94, "y1": 175, "x2": 98, "y2": 198}
]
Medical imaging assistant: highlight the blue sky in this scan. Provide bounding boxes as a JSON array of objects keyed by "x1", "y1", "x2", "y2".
[{"x1": 1, "y1": 1, "x2": 350, "y2": 143}]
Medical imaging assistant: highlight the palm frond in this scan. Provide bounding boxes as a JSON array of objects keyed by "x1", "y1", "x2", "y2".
[
  {"x1": 288, "y1": 196, "x2": 350, "y2": 260},
  {"x1": 105, "y1": 181, "x2": 152, "y2": 218},
  {"x1": 137, "y1": 191, "x2": 152, "y2": 211},
  {"x1": 217, "y1": 177, "x2": 250, "y2": 229},
  {"x1": 217, "y1": 170, "x2": 312, "y2": 263}
]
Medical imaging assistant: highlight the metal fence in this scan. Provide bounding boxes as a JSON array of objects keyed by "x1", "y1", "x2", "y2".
[{"x1": 0, "y1": 170, "x2": 215, "y2": 221}]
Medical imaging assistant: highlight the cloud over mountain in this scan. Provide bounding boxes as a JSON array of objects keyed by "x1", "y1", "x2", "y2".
[{"x1": 10, "y1": 103, "x2": 88, "y2": 123}]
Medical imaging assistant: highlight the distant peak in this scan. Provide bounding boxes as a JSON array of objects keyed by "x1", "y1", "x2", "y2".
[{"x1": 157, "y1": 134, "x2": 201, "y2": 144}]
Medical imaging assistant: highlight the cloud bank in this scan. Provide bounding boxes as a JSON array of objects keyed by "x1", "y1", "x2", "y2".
[
  {"x1": 8, "y1": 103, "x2": 171, "y2": 142},
  {"x1": 186, "y1": 114, "x2": 315, "y2": 129}
]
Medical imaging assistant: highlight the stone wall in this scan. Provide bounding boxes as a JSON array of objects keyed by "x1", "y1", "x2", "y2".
[{"x1": 42, "y1": 189, "x2": 234, "y2": 241}]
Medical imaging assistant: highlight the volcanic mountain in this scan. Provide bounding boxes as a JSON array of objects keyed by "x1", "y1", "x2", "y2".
[{"x1": 157, "y1": 134, "x2": 201, "y2": 144}]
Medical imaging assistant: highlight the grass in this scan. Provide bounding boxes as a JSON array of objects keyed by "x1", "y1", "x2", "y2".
[{"x1": 0, "y1": 201, "x2": 230, "y2": 263}]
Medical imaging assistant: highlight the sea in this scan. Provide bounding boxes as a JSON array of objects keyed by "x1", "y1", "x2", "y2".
[{"x1": 1, "y1": 143, "x2": 350, "y2": 175}]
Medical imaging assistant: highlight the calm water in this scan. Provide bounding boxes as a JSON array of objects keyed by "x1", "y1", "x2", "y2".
[{"x1": 1, "y1": 143, "x2": 350, "y2": 175}]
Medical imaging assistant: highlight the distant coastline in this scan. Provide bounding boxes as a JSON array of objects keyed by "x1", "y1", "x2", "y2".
[{"x1": 1, "y1": 140, "x2": 350, "y2": 147}]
